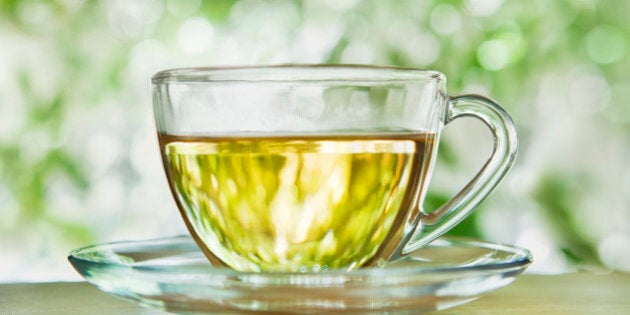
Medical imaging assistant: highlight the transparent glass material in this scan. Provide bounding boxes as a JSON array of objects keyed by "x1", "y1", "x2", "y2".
[
  {"x1": 69, "y1": 236, "x2": 532, "y2": 314},
  {"x1": 152, "y1": 66, "x2": 447, "y2": 135},
  {"x1": 152, "y1": 65, "x2": 518, "y2": 272}
]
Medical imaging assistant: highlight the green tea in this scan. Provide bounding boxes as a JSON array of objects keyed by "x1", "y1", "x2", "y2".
[{"x1": 160, "y1": 133, "x2": 437, "y2": 272}]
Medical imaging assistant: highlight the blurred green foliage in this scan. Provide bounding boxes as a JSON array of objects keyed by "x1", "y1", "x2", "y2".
[{"x1": 0, "y1": 0, "x2": 628, "y2": 280}]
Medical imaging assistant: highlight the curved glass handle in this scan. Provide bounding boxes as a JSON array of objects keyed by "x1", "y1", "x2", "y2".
[{"x1": 403, "y1": 94, "x2": 518, "y2": 254}]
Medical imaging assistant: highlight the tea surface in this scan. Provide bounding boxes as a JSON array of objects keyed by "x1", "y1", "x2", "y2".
[{"x1": 160, "y1": 133, "x2": 437, "y2": 271}]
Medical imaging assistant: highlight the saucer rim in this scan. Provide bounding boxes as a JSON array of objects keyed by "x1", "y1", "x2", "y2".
[{"x1": 68, "y1": 235, "x2": 533, "y2": 277}]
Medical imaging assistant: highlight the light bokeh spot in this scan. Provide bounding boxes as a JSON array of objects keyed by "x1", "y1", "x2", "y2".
[
  {"x1": 585, "y1": 25, "x2": 627, "y2": 64},
  {"x1": 178, "y1": 17, "x2": 215, "y2": 55},
  {"x1": 598, "y1": 234, "x2": 630, "y2": 272},
  {"x1": 477, "y1": 39, "x2": 510, "y2": 71},
  {"x1": 465, "y1": 0, "x2": 503, "y2": 17},
  {"x1": 430, "y1": 4, "x2": 462, "y2": 35}
]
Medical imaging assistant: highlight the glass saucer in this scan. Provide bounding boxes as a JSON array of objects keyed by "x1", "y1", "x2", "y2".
[{"x1": 68, "y1": 236, "x2": 531, "y2": 314}]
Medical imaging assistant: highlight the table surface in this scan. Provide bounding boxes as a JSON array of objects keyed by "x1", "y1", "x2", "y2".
[{"x1": 1, "y1": 272, "x2": 629, "y2": 314}]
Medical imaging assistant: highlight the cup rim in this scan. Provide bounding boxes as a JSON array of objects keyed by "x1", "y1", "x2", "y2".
[{"x1": 151, "y1": 64, "x2": 445, "y2": 84}]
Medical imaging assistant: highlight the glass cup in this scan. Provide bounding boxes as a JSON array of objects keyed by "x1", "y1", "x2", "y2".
[{"x1": 151, "y1": 65, "x2": 517, "y2": 272}]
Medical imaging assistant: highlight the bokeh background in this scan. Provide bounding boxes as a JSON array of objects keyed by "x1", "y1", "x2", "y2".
[{"x1": 0, "y1": 0, "x2": 628, "y2": 282}]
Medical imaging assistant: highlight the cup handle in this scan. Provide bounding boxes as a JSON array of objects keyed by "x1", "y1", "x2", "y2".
[{"x1": 403, "y1": 94, "x2": 518, "y2": 254}]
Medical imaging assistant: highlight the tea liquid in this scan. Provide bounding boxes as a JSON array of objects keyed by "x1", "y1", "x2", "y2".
[{"x1": 160, "y1": 133, "x2": 437, "y2": 271}]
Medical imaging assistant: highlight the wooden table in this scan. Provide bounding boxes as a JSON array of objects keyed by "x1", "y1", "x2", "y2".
[{"x1": 1, "y1": 272, "x2": 628, "y2": 314}]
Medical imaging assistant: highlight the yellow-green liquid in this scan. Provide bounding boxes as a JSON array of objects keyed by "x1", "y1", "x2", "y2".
[{"x1": 160, "y1": 133, "x2": 437, "y2": 272}]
